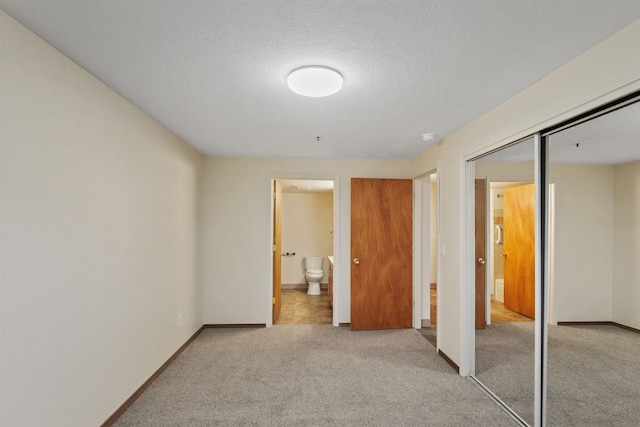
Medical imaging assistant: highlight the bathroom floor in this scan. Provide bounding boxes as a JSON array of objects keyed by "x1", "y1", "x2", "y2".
[
  {"x1": 491, "y1": 299, "x2": 532, "y2": 323},
  {"x1": 276, "y1": 289, "x2": 333, "y2": 325}
]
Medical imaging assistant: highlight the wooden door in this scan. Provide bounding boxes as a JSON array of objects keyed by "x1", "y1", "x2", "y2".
[
  {"x1": 503, "y1": 183, "x2": 535, "y2": 319},
  {"x1": 475, "y1": 179, "x2": 487, "y2": 329},
  {"x1": 350, "y1": 178, "x2": 413, "y2": 330},
  {"x1": 272, "y1": 180, "x2": 282, "y2": 323}
]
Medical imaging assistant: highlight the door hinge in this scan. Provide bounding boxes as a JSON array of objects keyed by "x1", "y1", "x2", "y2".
[
  {"x1": 273, "y1": 191, "x2": 276, "y2": 200},
  {"x1": 272, "y1": 244, "x2": 276, "y2": 251},
  {"x1": 272, "y1": 297, "x2": 276, "y2": 304}
]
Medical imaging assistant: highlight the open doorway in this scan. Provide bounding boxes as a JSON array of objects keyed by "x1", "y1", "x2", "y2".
[
  {"x1": 418, "y1": 172, "x2": 438, "y2": 348},
  {"x1": 488, "y1": 182, "x2": 535, "y2": 325},
  {"x1": 273, "y1": 178, "x2": 335, "y2": 325}
]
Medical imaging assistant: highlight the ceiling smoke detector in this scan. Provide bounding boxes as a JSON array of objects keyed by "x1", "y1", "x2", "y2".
[
  {"x1": 287, "y1": 66, "x2": 343, "y2": 98},
  {"x1": 422, "y1": 133, "x2": 436, "y2": 141}
]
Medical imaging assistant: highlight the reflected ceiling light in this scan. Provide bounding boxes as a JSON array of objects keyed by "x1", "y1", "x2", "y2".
[{"x1": 287, "y1": 66, "x2": 343, "y2": 97}]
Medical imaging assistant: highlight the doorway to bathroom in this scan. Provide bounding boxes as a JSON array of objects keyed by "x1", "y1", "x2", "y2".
[
  {"x1": 272, "y1": 178, "x2": 336, "y2": 325},
  {"x1": 488, "y1": 181, "x2": 536, "y2": 325},
  {"x1": 417, "y1": 172, "x2": 438, "y2": 348}
]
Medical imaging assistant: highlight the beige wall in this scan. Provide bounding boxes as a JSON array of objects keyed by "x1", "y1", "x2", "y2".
[
  {"x1": 550, "y1": 164, "x2": 615, "y2": 322},
  {"x1": 202, "y1": 157, "x2": 411, "y2": 325},
  {"x1": 411, "y1": 19, "x2": 640, "y2": 374},
  {"x1": 281, "y1": 192, "x2": 333, "y2": 285},
  {"x1": 613, "y1": 160, "x2": 640, "y2": 329},
  {"x1": 0, "y1": 11, "x2": 204, "y2": 426}
]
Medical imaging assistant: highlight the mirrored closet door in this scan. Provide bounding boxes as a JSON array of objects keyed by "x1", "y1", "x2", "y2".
[
  {"x1": 473, "y1": 137, "x2": 537, "y2": 425},
  {"x1": 544, "y1": 99, "x2": 640, "y2": 426},
  {"x1": 470, "y1": 93, "x2": 640, "y2": 426}
]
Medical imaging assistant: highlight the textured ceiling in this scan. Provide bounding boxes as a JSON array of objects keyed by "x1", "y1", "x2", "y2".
[
  {"x1": 549, "y1": 102, "x2": 640, "y2": 165},
  {"x1": 2, "y1": 1, "x2": 640, "y2": 160}
]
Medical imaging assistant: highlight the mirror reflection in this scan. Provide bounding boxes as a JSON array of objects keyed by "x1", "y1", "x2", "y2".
[
  {"x1": 546, "y1": 101, "x2": 640, "y2": 425},
  {"x1": 474, "y1": 137, "x2": 536, "y2": 425}
]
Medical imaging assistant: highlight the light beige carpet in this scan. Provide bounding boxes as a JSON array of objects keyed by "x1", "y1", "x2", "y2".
[
  {"x1": 475, "y1": 323, "x2": 640, "y2": 426},
  {"x1": 113, "y1": 325, "x2": 516, "y2": 426}
]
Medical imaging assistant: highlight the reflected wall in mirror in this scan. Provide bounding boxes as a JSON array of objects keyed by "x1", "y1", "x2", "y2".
[
  {"x1": 473, "y1": 137, "x2": 536, "y2": 425},
  {"x1": 546, "y1": 101, "x2": 640, "y2": 425}
]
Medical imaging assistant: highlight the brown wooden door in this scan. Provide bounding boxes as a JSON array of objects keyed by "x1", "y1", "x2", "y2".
[
  {"x1": 503, "y1": 183, "x2": 535, "y2": 319},
  {"x1": 272, "y1": 180, "x2": 282, "y2": 323},
  {"x1": 475, "y1": 179, "x2": 487, "y2": 329},
  {"x1": 350, "y1": 178, "x2": 413, "y2": 330}
]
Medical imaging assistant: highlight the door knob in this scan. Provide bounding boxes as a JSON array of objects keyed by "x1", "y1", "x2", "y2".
[
  {"x1": 478, "y1": 258, "x2": 486, "y2": 265},
  {"x1": 353, "y1": 258, "x2": 360, "y2": 265}
]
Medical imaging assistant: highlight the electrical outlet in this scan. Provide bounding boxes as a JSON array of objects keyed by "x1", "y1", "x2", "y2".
[{"x1": 177, "y1": 314, "x2": 183, "y2": 327}]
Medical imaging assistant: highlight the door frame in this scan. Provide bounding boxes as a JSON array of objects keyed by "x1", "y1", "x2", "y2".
[
  {"x1": 413, "y1": 172, "x2": 439, "y2": 342},
  {"x1": 272, "y1": 180, "x2": 283, "y2": 324},
  {"x1": 268, "y1": 174, "x2": 340, "y2": 327},
  {"x1": 474, "y1": 178, "x2": 488, "y2": 330}
]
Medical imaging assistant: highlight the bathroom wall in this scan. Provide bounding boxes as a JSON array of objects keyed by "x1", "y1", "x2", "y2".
[
  {"x1": 1, "y1": 11, "x2": 204, "y2": 426},
  {"x1": 281, "y1": 191, "x2": 334, "y2": 285},
  {"x1": 613, "y1": 160, "x2": 640, "y2": 329}
]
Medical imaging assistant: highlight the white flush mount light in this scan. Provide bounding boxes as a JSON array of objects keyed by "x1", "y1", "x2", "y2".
[
  {"x1": 422, "y1": 133, "x2": 436, "y2": 141},
  {"x1": 287, "y1": 65, "x2": 343, "y2": 97}
]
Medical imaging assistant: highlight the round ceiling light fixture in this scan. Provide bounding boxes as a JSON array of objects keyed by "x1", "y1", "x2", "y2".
[{"x1": 287, "y1": 65, "x2": 343, "y2": 97}]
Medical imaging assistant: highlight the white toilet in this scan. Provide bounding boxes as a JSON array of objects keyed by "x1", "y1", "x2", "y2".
[{"x1": 304, "y1": 256, "x2": 323, "y2": 295}]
